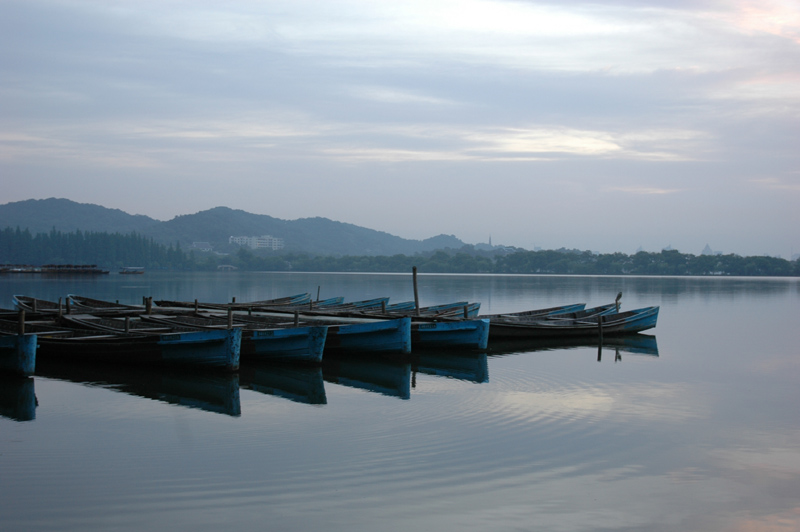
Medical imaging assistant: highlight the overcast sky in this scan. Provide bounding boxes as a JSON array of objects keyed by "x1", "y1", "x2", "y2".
[{"x1": 2, "y1": 0, "x2": 799, "y2": 257}]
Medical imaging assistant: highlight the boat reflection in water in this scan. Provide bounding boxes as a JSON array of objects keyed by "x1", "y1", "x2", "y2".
[
  {"x1": 239, "y1": 363, "x2": 327, "y2": 405},
  {"x1": 35, "y1": 360, "x2": 242, "y2": 417},
  {"x1": 488, "y1": 333, "x2": 659, "y2": 361},
  {"x1": 412, "y1": 350, "x2": 489, "y2": 384},
  {"x1": 323, "y1": 355, "x2": 412, "y2": 400},
  {"x1": 0, "y1": 374, "x2": 37, "y2": 421}
]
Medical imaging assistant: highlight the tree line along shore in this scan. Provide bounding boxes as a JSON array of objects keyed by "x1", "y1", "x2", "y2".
[{"x1": 2, "y1": 227, "x2": 798, "y2": 277}]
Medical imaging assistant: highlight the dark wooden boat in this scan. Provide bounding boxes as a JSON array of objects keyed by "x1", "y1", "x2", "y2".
[
  {"x1": 488, "y1": 306, "x2": 659, "y2": 339},
  {"x1": 154, "y1": 293, "x2": 312, "y2": 310},
  {"x1": 480, "y1": 303, "x2": 586, "y2": 320},
  {"x1": 12, "y1": 295, "x2": 63, "y2": 314},
  {"x1": 68, "y1": 295, "x2": 144, "y2": 313},
  {"x1": 489, "y1": 303, "x2": 618, "y2": 323}
]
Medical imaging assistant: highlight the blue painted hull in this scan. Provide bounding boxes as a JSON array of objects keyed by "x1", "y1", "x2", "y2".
[
  {"x1": 31, "y1": 328, "x2": 241, "y2": 371},
  {"x1": 411, "y1": 319, "x2": 490, "y2": 350},
  {"x1": 0, "y1": 334, "x2": 37, "y2": 376},
  {"x1": 324, "y1": 317, "x2": 412, "y2": 355},
  {"x1": 244, "y1": 326, "x2": 327, "y2": 364}
]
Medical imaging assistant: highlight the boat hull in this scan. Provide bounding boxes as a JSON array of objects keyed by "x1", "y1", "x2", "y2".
[
  {"x1": 34, "y1": 328, "x2": 241, "y2": 371},
  {"x1": 243, "y1": 326, "x2": 328, "y2": 364},
  {"x1": 324, "y1": 317, "x2": 412, "y2": 355},
  {"x1": 411, "y1": 319, "x2": 490, "y2": 350},
  {"x1": 489, "y1": 307, "x2": 659, "y2": 339}
]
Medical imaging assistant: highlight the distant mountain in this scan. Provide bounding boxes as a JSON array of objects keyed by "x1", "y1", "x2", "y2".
[
  {"x1": 0, "y1": 198, "x2": 159, "y2": 235},
  {"x1": 0, "y1": 199, "x2": 466, "y2": 256}
]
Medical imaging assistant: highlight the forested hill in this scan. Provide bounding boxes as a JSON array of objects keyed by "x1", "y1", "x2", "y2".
[
  {"x1": 0, "y1": 199, "x2": 465, "y2": 256},
  {"x1": 0, "y1": 198, "x2": 159, "y2": 235}
]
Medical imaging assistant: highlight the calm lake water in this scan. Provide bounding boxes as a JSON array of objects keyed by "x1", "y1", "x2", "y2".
[{"x1": 1, "y1": 272, "x2": 799, "y2": 532}]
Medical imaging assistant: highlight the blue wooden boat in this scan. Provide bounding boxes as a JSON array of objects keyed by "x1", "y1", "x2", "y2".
[
  {"x1": 348, "y1": 301, "x2": 481, "y2": 319},
  {"x1": 217, "y1": 311, "x2": 413, "y2": 355},
  {"x1": 0, "y1": 333, "x2": 37, "y2": 376},
  {"x1": 488, "y1": 306, "x2": 659, "y2": 339},
  {"x1": 323, "y1": 317, "x2": 412, "y2": 355},
  {"x1": 0, "y1": 315, "x2": 241, "y2": 371},
  {"x1": 141, "y1": 314, "x2": 328, "y2": 364},
  {"x1": 411, "y1": 319, "x2": 490, "y2": 350}
]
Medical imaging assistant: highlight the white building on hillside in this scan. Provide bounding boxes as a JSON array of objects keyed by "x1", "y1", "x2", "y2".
[{"x1": 229, "y1": 235, "x2": 285, "y2": 250}]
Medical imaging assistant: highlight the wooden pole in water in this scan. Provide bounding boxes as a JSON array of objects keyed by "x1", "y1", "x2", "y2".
[
  {"x1": 463, "y1": 305, "x2": 468, "y2": 319},
  {"x1": 32, "y1": 299, "x2": 37, "y2": 313},
  {"x1": 381, "y1": 300, "x2": 386, "y2": 314},
  {"x1": 317, "y1": 286, "x2": 321, "y2": 302},
  {"x1": 413, "y1": 266, "x2": 420, "y2": 317},
  {"x1": 146, "y1": 297, "x2": 152, "y2": 315},
  {"x1": 18, "y1": 310, "x2": 25, "y2": 335},
  {"x1": 294, "y1": 311, "x2": 299, "y2": 327},
  {"x1": 597, "y1": 315, "x2": 603, "y2": 343},
  {"x1": 232, "y1": 297, "x2": 236, "y2": 303},
  {"x1": 194, "y1": 299, "x2": 199, "y2": 313},
  {"x1": 125, "y1": 317, "x2": 130, "y2": 333},
  {"x1": 228, "y1": 308, "x2": 233, "y2": 329}
]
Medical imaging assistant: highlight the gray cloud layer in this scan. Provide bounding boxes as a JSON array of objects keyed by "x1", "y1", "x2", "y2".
[{"x1": 2, "y1": 0, "x2": 798, "y2": 256}]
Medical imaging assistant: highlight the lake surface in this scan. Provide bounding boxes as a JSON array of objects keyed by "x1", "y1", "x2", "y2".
[{"x1": 1, "y1": 272, "x2": 799, "y2": 532}]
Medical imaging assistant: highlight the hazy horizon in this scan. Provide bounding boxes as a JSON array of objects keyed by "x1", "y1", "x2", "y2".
[
  {"x1": 2, "y1": 1, "x2": 798, "y2": 257},
  {"x1": 4, "y1": 197, "x2": 793, "y2": 259}
]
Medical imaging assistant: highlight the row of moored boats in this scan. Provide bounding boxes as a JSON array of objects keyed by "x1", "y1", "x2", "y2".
[{"x1": 0, "y1": 292, "x2": 659, "y2": 377}]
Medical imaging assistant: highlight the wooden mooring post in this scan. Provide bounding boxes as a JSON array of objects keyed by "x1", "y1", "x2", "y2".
[
  {"x1": 412, "y1": 266, "x2": 420, "y2": 317},
  {"x1": 597, "y1": 314, "x2": 604, "y2": 344},
  {"x1": 227, "y1": 308, "x2": 233, "y2": 329},
  {"x1": 18, "y1": 310, "x2": 25, "y2": 335}
]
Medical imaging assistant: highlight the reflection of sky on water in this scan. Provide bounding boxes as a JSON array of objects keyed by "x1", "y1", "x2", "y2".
[{"x1": 2, "y1": 274, "x2": 799, "y2": 531}]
